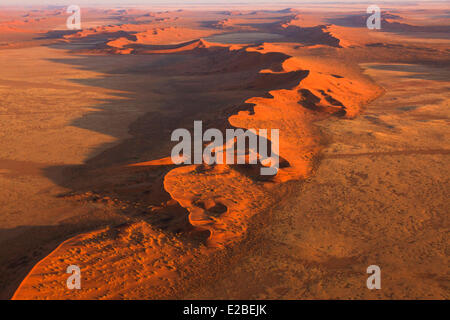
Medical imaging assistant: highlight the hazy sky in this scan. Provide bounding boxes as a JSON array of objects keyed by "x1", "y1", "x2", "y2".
[
  {"x1": 0, "y1": 0, "x2": 444, "y2": 11},
  {"x1": 0, "y1": 0, "x2": 442, "y2": 5}
]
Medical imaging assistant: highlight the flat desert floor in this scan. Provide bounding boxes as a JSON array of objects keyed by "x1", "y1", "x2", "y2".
[{"x1": 0, "y1": 3, "x2": 448, "y2": 299}]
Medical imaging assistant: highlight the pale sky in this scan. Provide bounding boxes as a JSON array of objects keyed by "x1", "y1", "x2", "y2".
[
  {"x1": 0, "y1": 0, "x2": 443, "y2": 6},
  {"x1": 0, "y1": 0, "x2": 445, "y2": 12}
]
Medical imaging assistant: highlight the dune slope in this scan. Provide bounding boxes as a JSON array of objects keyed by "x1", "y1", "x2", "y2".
[{"x1": 12, "y1": 38, "x2": 381, "y2": 299}]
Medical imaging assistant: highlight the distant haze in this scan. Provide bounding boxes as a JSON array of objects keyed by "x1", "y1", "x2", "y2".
[{"x1": 0, "y1": 0, "x2": 443, "y2": 7}]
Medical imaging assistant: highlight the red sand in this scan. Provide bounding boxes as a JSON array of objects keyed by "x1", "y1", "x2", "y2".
[{"x1": 0, "y1": 6, "x2": 448, "y2": 300}]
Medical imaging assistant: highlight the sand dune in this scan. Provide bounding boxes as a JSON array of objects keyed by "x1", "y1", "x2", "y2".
[
  {"x1": 329, "y1": 11, "x2": 450, "y2": 34},
  {"x1": 10, "y1": 34, "x2": 381, "y2": 298},
  {"x1": 1, "y1": 6, "x2": 448, "y2": 300}
]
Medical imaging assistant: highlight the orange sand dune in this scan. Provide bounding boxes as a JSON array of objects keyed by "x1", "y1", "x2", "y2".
[
  {"x1": 6, "y1": 6, "x2": 447, "y2": 300},
  {"x1": 211, "y1": 18, "x2": 255, "y2": 31},
  {"x1": 280, "y1": 14, "x2": 326, "y2": 29},
  {"x1": 108, "y1": 28, "x2": 218, "y2": 49},
  {"x1": 276, "y1": 20, "x2": 342, "y2": 47},
  {"x1": 62, "y1": 23, "x2": 221, "y2": 52},
  {"x1": 329, "y1": 11, "x2": 450, "y2": 33},
  {"x1": 12, "y1": 222, "x2": 194, "y2": 300},
  {"x1": 11, "y1": 35, "x2": 382, "y2": 298},
  {"x1": 138, "y1": 39, "x2": 238, "y2": 54}
]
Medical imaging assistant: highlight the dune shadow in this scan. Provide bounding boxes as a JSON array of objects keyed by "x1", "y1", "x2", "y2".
[{"x1": 0, "y1": 38, "x2": 314, "y2": 299}]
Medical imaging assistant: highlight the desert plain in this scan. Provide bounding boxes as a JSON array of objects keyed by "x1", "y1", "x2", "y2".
[{"x1": 0, "y1": 1, "x2": 448, "y2": 299}]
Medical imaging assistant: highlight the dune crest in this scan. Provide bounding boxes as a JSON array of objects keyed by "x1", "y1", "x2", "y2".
[
  {"x1": 129, "y1": 43, "x2": 381, "y2": 246},
  {"x1": 11, "y1": 35, "x2": 383, "y2": 298},
  {"x1": 12, "y1": 222, "x2": 194, "y2": 300}
]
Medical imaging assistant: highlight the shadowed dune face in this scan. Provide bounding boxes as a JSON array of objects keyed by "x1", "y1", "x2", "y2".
[
  {"x1": 0, "y1": 6, "x2": 448, "y2": 300},
  {"x1": 13, "y1": 40, "x2": 378, "y2": 299}
]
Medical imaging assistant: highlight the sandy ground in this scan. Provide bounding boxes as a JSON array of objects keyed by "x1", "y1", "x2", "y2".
[
  {"x1": 181, "y1": 63, "x2": 449, "y2": 299},
  {"x1": 0, "y1": 6, "x2": 448, "y2": 299},
  {"x1": 0, "y1": 45, "x2": 144, "y2": 298}
]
